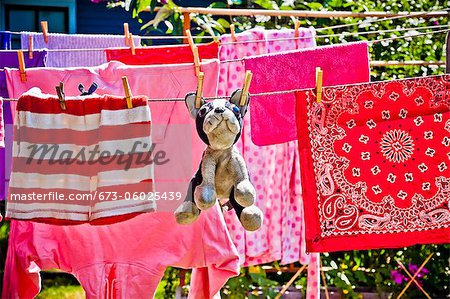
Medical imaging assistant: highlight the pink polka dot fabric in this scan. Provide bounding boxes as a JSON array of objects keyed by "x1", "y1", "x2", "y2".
[{"x1": 219, "y1": 27, "x2": 320, "y2": 276}]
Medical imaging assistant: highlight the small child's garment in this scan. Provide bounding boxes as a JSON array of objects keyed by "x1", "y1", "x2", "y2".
[
  {"x1": 245, "y1": 41, "x2": 370, "y2": 145},
  {"x1": 5, "y1": 60, "x2": 219, "y2": 211},
  {"x1": 105, "y1": 41, "x2": 219, "y2": 65},
  {"x1": 7, "y1": 88, "x2": 155, "y2": 223},
  {"x1": 296, "y1": 75, "x2": 450, "y2": 252},
  {"x1": 21, "y1": 32, "x2": 141, "y2": 67},
  {"x1": 3, "y1": 204, "x2": 240, "y2": 299},
  {"x1": 0, "y1": 50, "x2": 48, "y2": 201}
]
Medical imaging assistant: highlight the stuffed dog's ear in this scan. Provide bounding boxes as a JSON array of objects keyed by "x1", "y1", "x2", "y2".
[
  {"x1": 185, "y1": 92, "x2": 205, "y2": 119},
  {"x1": 229, "y1": 89, "x2": 249, "y2": 117}
]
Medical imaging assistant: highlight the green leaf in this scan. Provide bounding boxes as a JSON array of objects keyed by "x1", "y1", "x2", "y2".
[
  {"x1": 216, "y1": 18, "x2": 231, "y2": 29},
  {"x1": 306, "y1": 2, "x2": 323, "y2": 10},
  {"x1": 209, "y1": 1, "x2": 228, "y2": 8},
  {"x1": 141, "y1": 4, "x2": 173, "y2": 30},
  {"x1": 253, "y1": 0, "x2": 279, "y2": 10},
  {"x1": 164, "y1": 20, "x2": 173, "y2": 34}
]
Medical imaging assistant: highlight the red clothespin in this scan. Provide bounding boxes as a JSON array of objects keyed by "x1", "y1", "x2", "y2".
[
  {"x1": 240, "y1": 71, "x2": 252, "y2": 105},
  {"x1": 28, "y1": 35, "x2": 33, "y2": 59},
  {"x1": 40, "y1": 21, "x2": 49, "y2": 43},
  {"x1": 55, "y1": 82, "x2": 66, "y2": 110},
  {"x1": 129, "y1": 33, "x2": 136, "y2": 55},
  {"x1": 186, "y1": 29, "x2": 200, "y2": 76},
  {"x1": 124, "y1": 23, "x2": 130, "y2": 46},
  {"x1": 294, "y1": 20, "x2": 300, "y2": 38},
  {"x1": 316, "y1": 67, "x2": 323, "y2": 103},
  {"x1": 195, "y1": 72, "x2": 204, "y2": 109},
  {"x1": 122, "y1": 76, "x2": 133, "y2": 109},
  {"x1": 17, "y1": 50, "x2": 26, "y2": 82},
  {"x1": 230, "y1": 24, "x2": 237, "y2": 42}
]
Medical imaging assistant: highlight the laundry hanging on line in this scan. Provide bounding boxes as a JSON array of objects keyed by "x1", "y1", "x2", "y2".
[
  {"x1": 7, "y1": 87, "x2": 156, "y2": 223},
  {"x1": 245, "y1": 41, "x2": 370, "y2": 146},
  {"x1": 21, "y1": 32, "x2": 142, "y2": 67},
  {"x1": 105, "y1": 41, "x2": 220, "y2": 65},
  {"x1": 295, "y1": 74, "x2": 450, "y2": 252}
]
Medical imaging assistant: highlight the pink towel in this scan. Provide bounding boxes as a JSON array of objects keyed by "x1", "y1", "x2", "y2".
[{"x1": 244, "y1": 41, "x2": 370, "y2": 146}]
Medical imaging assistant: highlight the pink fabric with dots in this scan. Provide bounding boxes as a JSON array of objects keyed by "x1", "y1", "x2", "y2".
[{"x1": 219, "y1": 27, "x2": 319, "y2": 266}]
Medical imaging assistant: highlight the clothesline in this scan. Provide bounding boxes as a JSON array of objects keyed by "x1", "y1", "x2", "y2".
[
  {"x1": 219, "y1": 28, "x2": 450, "y2": 63},
  {"x1": 0, "y1": 59, "x2": 444, "y2": 75},
  {"x1": 219, "y1": 24, "x2": 450, "y2": 45},
  {"x1": 0, "y1": 73, "x2": 446, "y2": 102},
  {"x1": 6, "y1": 8, "x2": 448, "y2": 41},
  {"x1": 1, "y1": 26, "x2": 447, "y2": 55}
]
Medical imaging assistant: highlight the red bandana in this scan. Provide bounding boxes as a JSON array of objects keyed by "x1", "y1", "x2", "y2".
[{"x1": 296, "y1": 75, "x2": 450, "y2": 252}]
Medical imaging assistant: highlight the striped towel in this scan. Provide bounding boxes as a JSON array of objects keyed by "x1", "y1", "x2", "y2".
[{"x1": 6, "y1": 88, "x2": 155, "y2": 224}]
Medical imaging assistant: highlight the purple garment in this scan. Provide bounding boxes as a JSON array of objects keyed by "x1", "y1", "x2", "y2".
[
  {"x1": 21, "y1": 32, "x2": 141, "y2": 67},
  {"x1": 0, "y1": 50, "x2": 47, "y2": 200},
  {"x1": 0, "y1": 32, "x2": 11, "y2": 50}
]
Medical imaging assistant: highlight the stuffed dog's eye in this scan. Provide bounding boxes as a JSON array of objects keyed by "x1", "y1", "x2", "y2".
[
  {"x1": 198, "y1": 107, "x2": 208, "y2": 118},
  {"x1": 232, "y1": 106, "x2": 240, "y2": 114}
]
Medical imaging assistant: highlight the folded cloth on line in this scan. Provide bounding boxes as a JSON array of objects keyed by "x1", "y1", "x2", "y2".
[
  {"x1": 245, "y1": 41, "x2": 370, "y2": 146},
  {"x1": 296, "y1": 74, "x2": 450, "y2": 252},
  {"x1": 21, "y1": 32, "x2": 141, "y2": 67},
  {"x1": 7, "y1": 88, "x2": 155, "y2": 224},
  {"x1": 105, "y1": 41, "x2": 219, "y2": 65}
]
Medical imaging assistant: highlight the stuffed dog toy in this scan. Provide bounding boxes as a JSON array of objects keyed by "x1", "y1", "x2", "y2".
[{"x1": 175, "y1": 89, "x2": 263, "y2": 231}]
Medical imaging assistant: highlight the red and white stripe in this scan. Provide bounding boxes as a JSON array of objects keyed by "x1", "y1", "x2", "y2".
[{"x1": 6, "y1": 88, "x2": 155, "y2": 223}]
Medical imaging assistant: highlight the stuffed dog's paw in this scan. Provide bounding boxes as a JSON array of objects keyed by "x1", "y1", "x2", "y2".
[
  {"x1": 174, "y1": 201, "x2": 200, "y2": 225},
  {"x1": 194, "y1": 184, "x2": 217, "y2": 210},
  {"x1": 239, "y1": 205, "x2": 263, "y2": 231},
  {"x1": 234, "y1": 180, "x2": 256, "y2": 207}
]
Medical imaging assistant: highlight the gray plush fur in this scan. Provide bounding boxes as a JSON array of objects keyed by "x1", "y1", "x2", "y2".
[{"x1": 175, "y1": 90, "x2": 263, "y2": 231}]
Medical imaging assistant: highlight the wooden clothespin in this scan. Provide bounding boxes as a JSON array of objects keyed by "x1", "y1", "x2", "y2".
[
  {"x1": 186, "y1": 29, "x2": 200, "y2": 76},
  {"x1": 129, "y1": 33, "x2": 136, "y2": 55},
  {"x1": 240, "y1": 71, "x2": 252, "y2": 105},
  {"x1": 294, "y1": 20, "x2": 300, "y2": 38},
  {"x1": 230, "y1": 24, "x2": 237, "y2": 42},
  {"x1": 28, "y1": 35, "x2": 33, "y2": 59},
  {"x1": 124, "y1": 23, "x2": 130, "y2": 46},
  {"x1": 195, "y1": 72, "x2": 204, "y2": 109},
  {"x1": 122, "y1": 76, "x2": 133, "y2": 109},
  {"x1": 40, "y1": 21, "x2": 49, "y2": 43},
  {"x1": 55, "y1": 82, "x2": 66, "y2": 110},
  {"x1": 17, "y1": 50, "x2": 26, "y2": 82},
  {"x1": 315, "y1": 67, "x2": 323, "y2": 103}
]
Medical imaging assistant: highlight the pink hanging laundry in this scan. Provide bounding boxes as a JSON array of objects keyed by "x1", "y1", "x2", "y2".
[
  {"x1": 3, "y1": 60, "x2": 240, "y2": 297},
  {"x1": 245, "y1": 41, "x2": 370, "y2": 146},
  {"x1": 218, "y1": 29, "x2": 320, "y2": 297},
  {"x1": 296, "y1": 75, "x2": 450, "y2": 252},
  {"x1": 3, "y1": 205, "x2": 239, "y2": 299},
  {"x1": 7, "y1": 88, "x2": 155, "y2": 223}
]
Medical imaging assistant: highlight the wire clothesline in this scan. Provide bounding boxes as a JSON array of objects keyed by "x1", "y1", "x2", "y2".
[
  {"x1": 0, "y1": 27, "x2": 447, "y2": 73},
  {"x1": 219, "y1": 28, "x2": 450, "y2": 63},
  {"x1": 1, "y1": 71, "x2": 448, "y2": 103},
  {"x1": 1, "y1": 25, "x2": 448, "y2": 54},
  {"x1": 5, "y1": 8, "x2": 449, "y2": 41}
]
